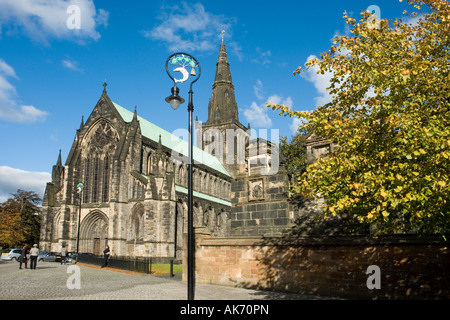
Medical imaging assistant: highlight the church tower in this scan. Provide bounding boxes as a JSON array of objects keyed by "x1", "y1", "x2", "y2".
[{"x1": 200, "y1": 39, "x2": 249, "y2": 178}]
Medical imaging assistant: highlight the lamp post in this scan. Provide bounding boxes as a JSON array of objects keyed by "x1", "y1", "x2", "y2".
[
  {"x1": 76, "y1": 182, "x2": 83, "y2": 258},
  {"x1": 165, "y1": 53, "x2": 201, "y2": 300}
]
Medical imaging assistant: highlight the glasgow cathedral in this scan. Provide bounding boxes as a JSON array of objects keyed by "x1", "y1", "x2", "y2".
[{"x1": 40, "y1": 40, "x2": 331, "y2": 258}]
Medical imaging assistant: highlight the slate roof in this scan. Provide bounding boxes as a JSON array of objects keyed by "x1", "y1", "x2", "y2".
[
  {"x1": 175, "y1": 185, "x2": 231, "y2": 207},
  {"x1": 112, "y1": 101, "x2": 230, "y2": 178}
]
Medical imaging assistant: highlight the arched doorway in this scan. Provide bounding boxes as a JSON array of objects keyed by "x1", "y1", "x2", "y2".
[{"x1": 79, "y1": 210, "x2": 109, "y2": 255}]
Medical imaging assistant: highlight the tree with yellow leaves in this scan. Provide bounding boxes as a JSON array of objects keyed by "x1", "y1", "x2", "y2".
[
  {"x1": 0, "y1": 190, "x2": 41, "y2": 247},
  {"x1": 0, "y1": 208, "x2": 26, "y2": 248},
  {"x1": 270, "y1": 0, "x2": 449, "y2": 236}
]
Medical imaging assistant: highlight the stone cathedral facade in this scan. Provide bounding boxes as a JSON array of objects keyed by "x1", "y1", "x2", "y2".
[{"x1": 40, "y1": 40, "x2": 331, "y2": 258}]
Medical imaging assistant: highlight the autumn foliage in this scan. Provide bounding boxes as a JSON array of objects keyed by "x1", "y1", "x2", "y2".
[
  {"x1": 0, "y1": 190, "x2": 41, "y2": 247},
  {"x1": 269, "y1": 0, "x2": 450, "y2": 236}
]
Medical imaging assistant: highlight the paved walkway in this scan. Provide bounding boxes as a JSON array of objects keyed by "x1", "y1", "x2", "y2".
[{"x1": 0, "y1": 260, "x2": 330, "y2": 300}]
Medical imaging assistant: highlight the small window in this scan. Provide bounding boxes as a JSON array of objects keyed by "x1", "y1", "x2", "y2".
[{"x1": 147, "y1": 153, "x2": 152, "y2": 175}]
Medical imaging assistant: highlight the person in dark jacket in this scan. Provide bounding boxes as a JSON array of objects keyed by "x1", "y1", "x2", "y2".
[
  {"x1": 18, "y1": 245, "x2": 29, "y2": 269},
  {"x1": 102, "y1": 245, "x2": 110, "y2": 268}
]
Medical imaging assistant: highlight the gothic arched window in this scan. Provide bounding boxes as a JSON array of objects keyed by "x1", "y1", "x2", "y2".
[
  {"x1": 83, "y1": 158, "x2": 90, "y2": 203},
  {"x1": 81, "y1": 120, "x2": 119, "y2": 204},
  {"x1": 102, "y1": 156, "x2": 110, "y2": 202},
  {"x1": 91, "y1": 156, "x2": 100, "y2": 203},
  {"x1": 147, "y1": 153, "x2": 152, "y2": 175}
]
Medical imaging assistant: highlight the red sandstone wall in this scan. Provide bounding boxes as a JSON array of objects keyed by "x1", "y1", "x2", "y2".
[{"x1": 185, "y1": 229, "x2": 449, "y2": 299}]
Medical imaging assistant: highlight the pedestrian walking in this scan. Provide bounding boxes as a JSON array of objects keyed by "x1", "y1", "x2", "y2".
[
  {"x1": 102, "y1": 245, "x2": 110, "y2": 268},
  {"x1": 29, "y1": 244, "x2": 39, "y2": 270},
  {"x1": 60, "y1": 245, "x2": 67, "y2": 265},
  {"x1": 18, "y1": 245, "x2": 29, "y2": 269}
]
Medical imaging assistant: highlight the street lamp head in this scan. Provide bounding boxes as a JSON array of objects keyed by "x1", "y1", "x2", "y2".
[
  {"x1": 165, "y1": 54, "x2": 201, "y2": 107},
  {"x1": 165, "y1": 85, "x2": 185, "y2": 110}
]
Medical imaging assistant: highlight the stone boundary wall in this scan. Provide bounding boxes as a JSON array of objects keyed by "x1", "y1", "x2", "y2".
[{"x1": 183, "y1": 228, "x2": 449, "y2": 299}]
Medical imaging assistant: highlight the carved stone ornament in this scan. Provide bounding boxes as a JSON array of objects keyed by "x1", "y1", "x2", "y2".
[
  {"x1": 93, "y1": 121, "x2": 117, "y2": 148},
  {"x1": 249, "y1": 179, "x2": 264, "y2": 201}
]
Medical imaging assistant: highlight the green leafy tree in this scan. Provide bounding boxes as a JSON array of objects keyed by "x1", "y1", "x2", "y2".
[
  {"x1": 280, "y1": 128, "x2": 309, "y2": 183},
  {"x1": 0, "y1": 189, "x2": 41, "y2": 246},
  {"x1": 269, "y1": 0, "x2": 450, "y2": 236}
]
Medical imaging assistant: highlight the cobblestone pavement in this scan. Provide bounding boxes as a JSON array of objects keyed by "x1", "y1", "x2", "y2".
[{"x1": 0, "y1": 260, "x2": 329, "y2": 300}]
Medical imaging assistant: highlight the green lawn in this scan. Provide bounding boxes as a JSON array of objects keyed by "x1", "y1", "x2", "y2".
[{"x1": 149, "y1": 264, "x2": 182, "y2": 275}]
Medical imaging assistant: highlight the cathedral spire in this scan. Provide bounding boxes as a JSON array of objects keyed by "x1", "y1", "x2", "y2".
[
  {"x1": 214, "y1": 39, "x2": 232, "y2": 87},
  {"x1": 206, "y1": 39, "x2": 240, "y2": 125}
]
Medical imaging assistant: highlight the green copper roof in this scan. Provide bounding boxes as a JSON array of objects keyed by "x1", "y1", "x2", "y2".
[
  {"x1": 175, "y1": 185, "x2": 231, "y2": 207},
  {"x1": 112, "y1": 102, "x2": 230, "y2": 177}
]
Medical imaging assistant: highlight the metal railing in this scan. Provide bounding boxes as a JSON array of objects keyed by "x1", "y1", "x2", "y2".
[{"x1": 76, "y1": 254, "x2": 181, "y2": 275}]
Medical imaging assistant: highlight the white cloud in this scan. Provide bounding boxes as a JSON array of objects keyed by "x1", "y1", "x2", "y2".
[
  {"x1": 243, "y1": 81, "x2": 296, "y2": 129},
  {"x1": 227, "y1": 41, "x2": 244, "y2": 61},
  {"x1": 95, "y1": 8, "x2": 109, "y2": 28},
  {"x1": 253, "y1": 79, "x2": 264, "y2": 100},
  {"x1": 251, "y1": 47, "x2": 271, "y2": 65},
  {"x1": 62, "y1": 57, "x2": 82, "y2": 72},
  {"x1": 16, "y1": 105, "x2": 48, "y2": 122},
  {"x1": 264, "y1": 93, "x2": 307, "y2": 135},
  {"x1": 0, "y1": 59, "x2": 17, "y2": 78},
  {"x1": 0, "y1": 0, "x2": 109, "y2": 43},
  {"x1": 290, "y1": 117, "x2": 309, "y2": 134},
  {"x1": 144, "y1": 2, "x2": 241, "y2": 56},
  {"x1": 300, "y1": 24, "x2": 353, "y2": 109},
  {"x1": 265, "y1": 93, "x2": 302, "y2": 135},
  {"x1": 300, "y1": 54, "x2": 334, "y2": 107},
  {"x1": 242, "y1": 102, "x2": 272, "y2": 128},
  {"x1": 267, "y1": 94, "x2": 293, "y2": 109},
  {"x1": 0, "y1": 58, "x2": 48, "y2": 123},
  {"x1": 0, "y1": 166, "x2": 51, "y2": 203}
]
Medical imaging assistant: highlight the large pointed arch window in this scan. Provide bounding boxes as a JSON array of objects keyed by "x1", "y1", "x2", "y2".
[
  {"x1": 83, "y1": 155, "x2": 111, "y2": 204},
  {"x1": 81, "y1": 120, "x2": 118, "y2": 204}
]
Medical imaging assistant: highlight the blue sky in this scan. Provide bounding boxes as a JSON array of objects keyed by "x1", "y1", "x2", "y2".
[{"x1": 0, "y1": 0, "x2": 415, "y2": 202}]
